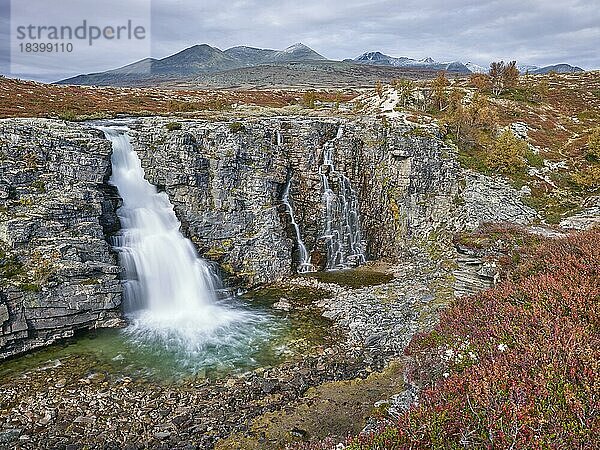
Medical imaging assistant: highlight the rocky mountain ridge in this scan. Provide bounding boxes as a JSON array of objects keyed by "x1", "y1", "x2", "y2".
[
  {"x1": 57, "y1": 43, "x2": 327, "y2": 86},
  {"x1": 352, "y1": 51, "x2": 472, "y2": 74},
  {"x1": 353, "y1": 51, "x2": 584, "y2": 75},
  {"x1": 57, "y1": 42, "x2": 586, "y2": 87}
]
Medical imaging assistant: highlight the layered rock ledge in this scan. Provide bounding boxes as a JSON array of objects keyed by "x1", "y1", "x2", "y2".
[
  {"x1": 0, "y1": 119, "x2": 122, "y2": 359},
  {"x1": 0, "y1": 116, "x2": 539, "y2": 359}
]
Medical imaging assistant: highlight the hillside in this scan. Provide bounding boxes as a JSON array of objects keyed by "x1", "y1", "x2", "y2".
[
  {"x1": 56, "y1": 43, "x2": 589, "y2": 89},
  {"x1": 190, "y1": 61, "x2": 443, "y2": 89},
  {"x1": 0, "y1": 76, "x2": 357, "y2": 120},
  {"x1": 354, "y1": 70, "x2": 600, "y2": 225},
  {"x1": 57, "y1": 43, "x2": 329, "y2": 87}
]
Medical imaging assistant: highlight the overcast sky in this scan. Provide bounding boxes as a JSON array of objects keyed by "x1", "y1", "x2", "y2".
[{"x1": 1, "y1": 0, "x2": 599, "y2": 82}]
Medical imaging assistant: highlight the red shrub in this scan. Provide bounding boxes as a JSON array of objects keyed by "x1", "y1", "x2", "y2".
[{"x1": 352, "y1": 228, "x2": 600, "y2": 449}]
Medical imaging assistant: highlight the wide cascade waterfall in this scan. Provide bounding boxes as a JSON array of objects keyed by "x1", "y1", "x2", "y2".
[
  {"x1": 319, "y1": 127, "x2": 366, "y2": 270},
  {"x1": 102, "y1": 127, "x2": 264, "y2": 359}
]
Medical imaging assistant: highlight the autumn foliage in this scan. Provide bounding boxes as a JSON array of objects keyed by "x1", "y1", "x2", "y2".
[{"x1": 309, "y1": 227, "x2": 600, "y2": 449}]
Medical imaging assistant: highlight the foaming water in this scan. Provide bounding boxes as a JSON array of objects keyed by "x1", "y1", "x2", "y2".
[{"x1": 101, "y1": 127, "x2": 272, "y2": 368}]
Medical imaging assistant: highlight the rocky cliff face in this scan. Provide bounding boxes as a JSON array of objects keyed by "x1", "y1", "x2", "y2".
[
  {"x1": 0, "y1": 119, "x2": 122, "y2": 359},
  {"x1": 128, "y1": 117, "x2": 464, "y2": 285},
  {"x1": 0, "y1": 116, "x2": 539, "y2": 358}
]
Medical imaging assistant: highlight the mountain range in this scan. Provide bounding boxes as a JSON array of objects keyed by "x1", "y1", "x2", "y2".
[
  {"x1": 57, "y1": 43, "x2": 585, "y2": 87},
  {"x1": 350, "y1": 51, "x2": 472, "y2": 74}
]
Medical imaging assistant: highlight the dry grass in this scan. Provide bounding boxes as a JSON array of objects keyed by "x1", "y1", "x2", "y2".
[{"x1": 0, "y1": 77, "x2": 357, "y2": 120}]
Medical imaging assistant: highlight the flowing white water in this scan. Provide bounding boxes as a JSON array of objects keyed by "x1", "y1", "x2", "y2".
[
  {"x1": 102, "y1": 127, "x2": 264, "y2": 359},
  {"x1": 282, "y1": 176, "x2": 315, "y2": 273},
  {"x1": 277, "y1": 130, "x2": 314, "y2": 273},
  {"x1": 319, "y1": 127, "x2": 366, "y2": 270}
]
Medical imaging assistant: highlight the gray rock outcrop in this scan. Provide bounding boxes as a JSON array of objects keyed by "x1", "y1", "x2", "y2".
[
  {"x1": 129, "y1": 117, "x2": 462, "y2": 285},
  {"x1": 0, "y1": 119, "x2": 122, "y2": 359},
  {"x1": 0, "y1": 115, "x2": 542, "y2": 358},
  {"x1": 457, "y1": 171, "x2": 539, "y2": 231}
]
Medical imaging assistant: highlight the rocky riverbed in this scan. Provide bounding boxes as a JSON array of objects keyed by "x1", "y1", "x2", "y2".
[{"x1": 0, "y1": 250, "x2": 456, "y2": 450}]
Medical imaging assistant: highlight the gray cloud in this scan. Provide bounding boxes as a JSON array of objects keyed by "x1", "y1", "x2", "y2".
[{"x1": 1, "y1": 0, "x2": 598, "y2": 82}]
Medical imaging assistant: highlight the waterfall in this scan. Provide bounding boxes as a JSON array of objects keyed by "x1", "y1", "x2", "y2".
[
  {"x1": 276, "y1": 130, "x2": 315, "y2": 273},
  {"x1": 282, "y1": 176, "x2": 315, "y2": 273},
  {"x1": 319, "y1": 126, "x2": 366, "y2": 270},
  {"x1": 101, "y1": 126, "x2": 255, "y2": 354}
]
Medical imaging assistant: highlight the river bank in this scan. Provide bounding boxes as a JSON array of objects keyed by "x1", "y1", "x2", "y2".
[{"x1": 0, "y1": 255, "x2": 453, "y2": 449}]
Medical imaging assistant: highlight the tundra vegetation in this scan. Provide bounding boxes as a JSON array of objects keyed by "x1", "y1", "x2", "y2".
[
  {"x1": 385, "y1": 66, "x2": 600, "y2": 223},
  {"x1": 298, "y1": 226, "x2": 600, "y2": 449}
]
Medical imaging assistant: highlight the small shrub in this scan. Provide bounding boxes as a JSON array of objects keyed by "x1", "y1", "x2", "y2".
[
  {"x1": 302, "y1": 91, "x2": 317, "y2": 109},
  {"x1": 524, "y1": 149, "x2": 544, "y2": 167},
  {"x1": 374, "y1": 80, "x2": 384, "y2": 98},
  {"x1": 229, "y1": 122, "x2": 245, "y2": 133},
  {"x1": 486, "y1": 129, "x2": 528, "y2": 174},
  {"x1": 586, "y1": 127, "x2": 600, "y2": 161},
  {"x1": 392, "y1": 78, "x2": 415, "y2": 107},
  {"x1": 571, "y1": 165, "x2": 600, "y2": 190},
  {"x1": 165, "y1": 122, "x2": 182, "y2": 132},
  {"x1": 468, "y1": 73, "x2": 491, "y2": 92},
  {"x1": 167, "y1": 100, "x2": 198, "y2": 112},
  {"x1": 58, "y1": 110, "x2": 78, "y2": 121}
]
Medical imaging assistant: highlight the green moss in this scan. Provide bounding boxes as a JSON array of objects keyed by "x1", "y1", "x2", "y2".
[
  {"x1": 0, "y1": 252, "x2": 25, "y2": 280},
  {"x1": 220, "y1": 263, "x2": 235, "y2": 275},
  {"x1": 457, "y1": 146, "x2": 491, "y2": 173},
  {"x1": 304, "y1": 268, "x2": 394, "y2": 289},
  {"x1": 31, "y1": 180, "x2": 46, "y2": 193},
  {"x1": 205, "y1": 239, "x2": 234, "y2": 260},
  {"x1": 165, "y1": 122, "x2": 182, "y2": 132},
  {"x1": 404, "y1": 126, "x2": 434, "y2": 138},
  {"x1": 524, "y1": 149, "x2": 544, "y2": 167},
  {"x1": 229, "y1": 122, "x2": 246, "y2": 133},
  {"x1": 216, "y1": 362, "x2": 406, "y2": 450},
  {"x1": 19, "y1": 283, "x2": 41, "y2": 292}
]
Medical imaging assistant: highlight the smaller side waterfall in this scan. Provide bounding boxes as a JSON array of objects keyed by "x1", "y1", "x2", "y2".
[
  {"x1": 282, "y1": 176, "x2": 315, "y2": 273},
  {"x1": 319, "y1": 127, "x2": 366, "y2": 270},
  {"x1": 277, "y1": 130, "x2": 314, "y2": 273}
]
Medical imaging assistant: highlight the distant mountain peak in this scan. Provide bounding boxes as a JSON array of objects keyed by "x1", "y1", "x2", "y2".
[
  {"x1": 284, "y1": 43, "x2": 309, "y2": 53},
  {"x1": 465, "y1": 62, "x2": 487, "y2": 74},
  {"x1": 354, "y1": 51, "x2": 470, "y2": 73},
  {"x1": 355, "y1": 51, "x2": 388, "y2": 61},
  {"x1": 178, "y1": 43, "x2": 219, "y2": 54},
  {"x1": 532, "y1": 63, "x2": 584, "y2": 74},
  {"x1": 269, "y1": 43, "x2": 326, "y2": 61}
]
